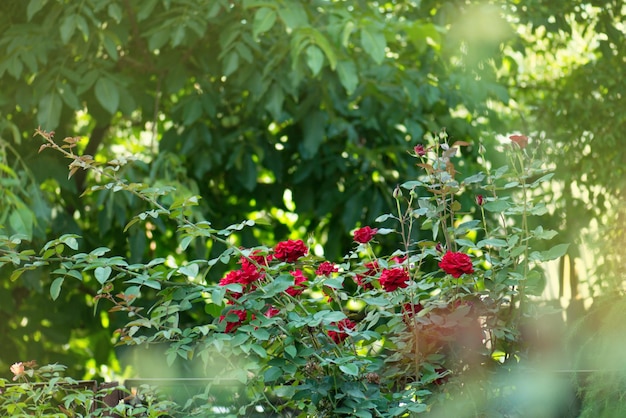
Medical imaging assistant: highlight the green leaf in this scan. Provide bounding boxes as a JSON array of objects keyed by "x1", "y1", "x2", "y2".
[
  {"x1": 222, "y1": 50, "x2": 239, "y2": 77},
  {"x1": 179, "y1": 263, "x2": 199, "y2": 278},
  {"x1": 143, "y1": 279, "x2": 161, "y2": 290},
  {"x1": 250, "y1": 344, "x2": 267, "y2": 358},
  {"x1": 320, "y1": 310, "x2": 346, "y2": 323},
  {"x1": 27, "y1": 0, "x2": 48, "y2": 21},
  {"x1": 136, "y1": 0, "x2": 158, "y2": 21},
  {"x1": 300, "y1": 110, "x2": 326, "y2": 159},
  {"x1": 305, "y1": 45, "x2": 324, "y2": 76},
  {"x1": 107, "y1": 3, "x2": 123, "y2": 23},
  {"x1": 363, "y1": 297, "x2": 388, "y2": 307},
  {"x1": 339, "y1": 363, "x2": 359, "y2": 376},
  {"x1": 239, "y1": 154, "x2": 257, "y2": 191},
  {"x1": 278, "y1": 5, "x2": 308, "y2": 29},
  {"x1": 525, "y1": 269, "x2": 546, "y2": 296},
  {"x1": 264, "y1": 366, "x2": 282, "y2": 382},
  {"x1": 61, "y1": 234, "x2": 79, "y2": 250},
  {"x1": 477, "y1": 238, "x2": 508, "y2": 248},
  {"x1": 310, "y1": 29, "x2": 337, "y2": 70},
  {"x1": 530, "y1": 173, "x2": 554, "y2": 188},
  {"x1": 66, "y1": 270, "x2": 83, "y2": 281},
  {"x1": 94, "y1": 77, "x2": 119, "y2": 114},
  {"x1": 284, "y1": 345, "x2": 297, "y2": 358},
  {"x1": 375, "y1": 213, "x2": 394, "y2": 223},
  {"x1": 94, "y1": 266, "x2": 112, "y2": 284},
  {"x1": 9, "y1": 209, "x2": 33, "y2": 240},
  {"x1": 360, "y1": 26, "x2": 386, "y2": 64},
  {"x1": 483, "y1": 199, "x2": 510, "y2": 212},
  {"x1": 252, "y1": 328, "x2": 270, "y2": 341},
  {"x1": 59, "y1": 15, "x2": 76, "y2": 44},
  {"x1": 102, "y1": 34, "x2": 119, "y2": 61},
  {"x1": 57, "y1": 82, "x2": 81, "y2": 109},
  {"x1": 541, "y1": 243, "x2": 569, "y2": 261},
  {"x1": 50, "y1": 277, "x2": 64, "y2": 301},
  {"x1": 463, "y1": 172, "x2": 485, "y2": 185},
  {"x1": 10, "y1": 269, "x2": 26, "y2": 282},
  {"x1": 253, "y1": 7, "x2": 277, "y2": 39},
  {"x1": 148, "y1": 30, "x2": 169, "y2": 51},
  {"x1": 534, "y1": 226, "x2": 558, "y2": 240},
  {"x1": 337, "y1": 60, "x2": 358, "y2": 95},
  {"x1": 37, "y1": 93, "x2": 62, "y2": 130},
  {"x1": 323, "y1": 277, "x2": 344, "y2": 289},
  {"x1": 75, "y1": 15, "x2": 89, "y2": 39},
  {"x1": 264, "y1": 83, "x2": 285, "y2": 120},
  {"x1": 180, "y1": 236, "x2": 193, "y2": 251}
]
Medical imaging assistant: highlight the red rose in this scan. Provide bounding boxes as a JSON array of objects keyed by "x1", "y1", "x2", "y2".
[
  {"x1": 391, "y1": 255, "x2": 407, "y2": 264},
  {"x1": 219, "y1": 270, "x2": 241, "y2": 287},
  {"x1": 265, "y1": 306, "x2": 280, "y2": 318},
  {"x1": 327, "y1": 318, "x2": 356, "y2": 344},
  {"x1": 238, "y1": 262, "x2": 264, "y2": 285},
  {"x1": 439, "y1": 251, "x2": 474, "y2": 278},
  {"x1": 285, "y1": 269, "x2": 307, "y2": 297},
  {"x1": 355, "y1": 260, "x2": 378, "y2": 290},
  {"x1": 219, "y1": 309, "x2": 247, "y2": 333},
  {"x1": 316, "y1": 261, "x2": 338, "y2": 276},
  {"x1": 239, "y1": 250, "x2": 272, "y2": 268},
  {"x1": 379, "y1": 267, "x2": 410, "y2": 292},
  {"x1": 353, "y1": 226, "x2": 378, "y2": 244},
  {"x1": 414, "y1": 144, "x2": 426, "y2": 156},
  {"x1": 509, "y1": 134, "x2": 528, "y2": 149},
  {"x1": 402, "y1": 302, "x2": 424, "y2": 324},
  {"x1": 218, "y1": 270, "x2": 244, "y2": 299},
  {"x1": 274, "y1": 239, "x2": 308, "y2": 262}
]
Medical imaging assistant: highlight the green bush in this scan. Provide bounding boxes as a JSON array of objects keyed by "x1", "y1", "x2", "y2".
[{"x1": 1, "y1": 130, "x2": 567, "y2": 416}]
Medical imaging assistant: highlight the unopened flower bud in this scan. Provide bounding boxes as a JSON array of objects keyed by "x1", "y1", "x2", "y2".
[
  {"x1": 414, "y1": 144, "x2": 426, "y2": 156},
  {"x1": 476, "y1": 194, "x2": 484, "y2": 206},
  {"x1": 393, "y1": 185, "x2": 402, "y2": 199},
  {"x1": 509, "y1": 134, "x2": 528, "y2": 149}
]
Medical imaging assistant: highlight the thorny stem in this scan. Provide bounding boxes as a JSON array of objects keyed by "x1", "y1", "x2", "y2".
[{"x1": 513, "y1": 149, "x2": 531, "y2": 326}]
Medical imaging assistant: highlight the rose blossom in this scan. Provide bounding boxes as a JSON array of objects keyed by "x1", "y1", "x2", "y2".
[
  {"x1": 237, "y1": 262, "x2": 264, "y2": 285},
  {"x1": 353, "y1": 226, "x2": 378, "y2": 244},
  {"x1": 327, "y1": 318, "x2": 356, "y2": 344},
  {"x1": 315, "y1": 261, "x2": 338, "y2": 276},
  {"x1": 509, "y1": 134, "x2": 528, "y2": 149},
  {"x1": 218, "y1": 270, "x2": 244, "y2": 299},
  {"x1": 274, "y1": 239, "x2": 308, "y2": 262},
  {"x1": 414, "y1": 144, "x2": 426, "y2": 156},
  {"x1": 240, "y1": 250, "x2": 272, "y2": 267},
  {"x1": 219, "y1": 309, "x2": 248, "y2": 333},
  {"x1": 285, "y1": 270, "x2": 307, "y2": 297},
  {"x1": 355, "y1": 260, "x2": 378, "y2": 290},
  {"x1": 439, "y1": 251, "x2": 474, "y2": 278},
  {"x1": 10, "y1": 362, "x2": 24, "y2": 381},
  {"x1": 265, "y1": 306, "x2": 280, "y2": 318},
  {"x1": 402, "y1": 302, "x2": 424, "y2": 324},
  {"x1": 379, "y1": 267, "x2": 410, "y2": 292}
]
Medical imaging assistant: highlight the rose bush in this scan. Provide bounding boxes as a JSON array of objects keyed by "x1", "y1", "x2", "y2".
[{"x1": 0, "y1": 129, "x2": 568, "y2": 416}]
